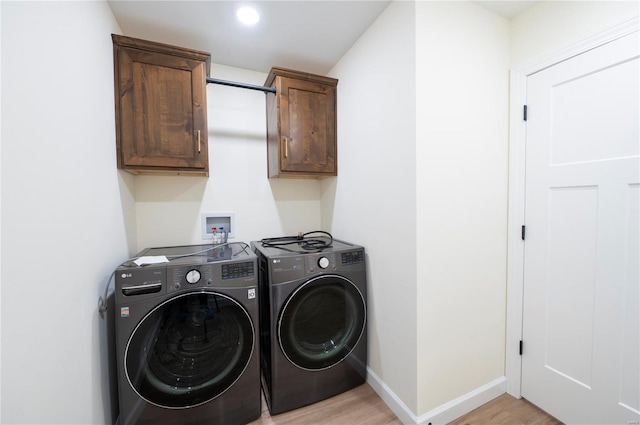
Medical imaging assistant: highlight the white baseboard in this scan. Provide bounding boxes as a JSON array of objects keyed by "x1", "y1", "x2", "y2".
[
  {"x1": 367, "y1": 367, "x2": 506, "y2": 425},
  {"x1": 366, "y1": 367, "x2": 419, "y2": 424},
  {"x1": 416, "y1": 376, "x2": 507, "y2": 424}
]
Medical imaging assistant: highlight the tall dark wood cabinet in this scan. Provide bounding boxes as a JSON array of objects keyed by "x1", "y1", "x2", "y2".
[
  {"x1": 112, "y1": 35, "x2": 211, "y2": 176},
  {"x1": 265, "y1": 67, "x2": 338, "y2": 178}
]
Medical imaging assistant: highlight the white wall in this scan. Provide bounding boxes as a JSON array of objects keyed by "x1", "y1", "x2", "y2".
[
  {"x1": 511, "y1": 1, "x2": 640, "y2": 66},
  {"x1": 325, "y1": 0, "x2": 418, "y2": 414},
  {"x1": 134, "y1": 64, "x2": 322, "y2": 250},
  {"x1": 415, "y1": 1, "x2": 510, "y2": 415},
  {"x1": 326, "y1": 0, "x2": 510, "y2": 419},
  {"x1": 1, "y1": 2, "x2": 134, "y2": 424}
]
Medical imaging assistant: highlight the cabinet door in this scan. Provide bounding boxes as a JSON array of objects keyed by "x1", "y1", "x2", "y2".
[
  {"x1": 116, "y1": 46, "x2": 207, "y2": 171},
  {"x1": 278, "y1": 77, "x2": 336, "y2": 175}
]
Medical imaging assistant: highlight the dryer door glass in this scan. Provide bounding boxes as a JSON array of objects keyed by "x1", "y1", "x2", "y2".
[
  {"x1": 125, "y1": 292, "x2": 254, "y2": 408},
  {"x1": 278, "y1": 275, "x2": 366, "y2": 370}
]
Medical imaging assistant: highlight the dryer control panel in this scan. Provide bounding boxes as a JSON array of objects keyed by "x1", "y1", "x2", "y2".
[
  {"x1": 341, "y1": 250, "x2": 364, "y2": 265},
  {"x1": 306, "y1": 249, "x2": 364, "y2": 274},
  {"x1": 307, "y1": 253, "x2": 337, "y2": 273},
  {"x1": 250, "y1": 238, "x2": 366, "y2": 284}
]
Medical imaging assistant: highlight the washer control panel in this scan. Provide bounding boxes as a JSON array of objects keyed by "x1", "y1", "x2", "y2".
[
  {"x1": 168, "y1": 266, "x2": 213, "y2": 292},
  {"x1": 221, "y1": 261, "x2": 254, "y2": 280},
  {"x1": 166, "y1": 260, "x2": 257, "y2": 293},
  {"x1": 115, "y1": 245, "x2": 258, "y2": 301}
]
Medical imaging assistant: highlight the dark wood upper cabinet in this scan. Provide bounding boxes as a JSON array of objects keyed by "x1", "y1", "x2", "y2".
[
  {"x1": 265, "y1": 67, "x2": 338, "y2": 178},
  {"x1": 112, "y1": 34, "x2": 211, "y2": 176}
]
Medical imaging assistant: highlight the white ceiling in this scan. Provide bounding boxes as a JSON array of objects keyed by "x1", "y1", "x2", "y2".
[
  {"x1": 107, "y1": 0, "x2": 392, "y2": 76},
  {"x1": 107, "y1": 1, "x2": 537, "y2": 77},
  {"x1": 471, "y1": 1, "x2": 539, "y2": 19}
]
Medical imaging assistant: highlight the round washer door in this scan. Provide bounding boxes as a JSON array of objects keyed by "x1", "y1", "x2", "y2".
[
  {"x1": 125, "y1": 292, "x2": 254, "y2": 408},
  {"x1": 278, "y1": 275, "x2": 366, "y2": 370}
]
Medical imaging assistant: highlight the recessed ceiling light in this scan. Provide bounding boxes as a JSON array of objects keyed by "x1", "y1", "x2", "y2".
[{"x1": 237, "y1": 6, "x2": 260, "y2": 26}]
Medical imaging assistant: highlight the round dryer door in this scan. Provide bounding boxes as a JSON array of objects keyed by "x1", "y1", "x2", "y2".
[
  {"x1": 278, "y1": 275, "x2": 366, "y2": 370},
  {"x1": 125, "y1": 292, "x2": 254, "y2": 408}
]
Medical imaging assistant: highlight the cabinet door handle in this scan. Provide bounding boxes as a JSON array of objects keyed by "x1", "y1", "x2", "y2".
[
  {"x1": 283, "y1": 137, "x2": 288, "y2": 158},
  {"x1": 197, "y1": 130, "x2": 201, "y2": 153}
]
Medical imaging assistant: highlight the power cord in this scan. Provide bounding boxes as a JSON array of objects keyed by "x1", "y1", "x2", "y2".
[{"x1": 259, "y1": 230, "x2": 333, "y2": 253}]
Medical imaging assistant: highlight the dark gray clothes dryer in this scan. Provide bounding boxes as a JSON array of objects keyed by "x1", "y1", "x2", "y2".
[
  {"x1": 114, "y1": 244, "x2": 260, "y2": 425},
  {"x1": 251, "y1": 236, "x2": 367, "y2": 415}
]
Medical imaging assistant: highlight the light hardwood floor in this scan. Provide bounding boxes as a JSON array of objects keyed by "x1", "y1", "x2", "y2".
[
  {"x1": 248, "y1": 385, "x2": 563, "y2": 425},
  {"x1": 449, "y1": 394, "x2": 563, "y2": 425},
  {"x1": 248, "y1": 384, "x2": 402, "y2": 425}
]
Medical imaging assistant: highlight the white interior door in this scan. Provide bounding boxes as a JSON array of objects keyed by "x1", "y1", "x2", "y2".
[{"x1": 521, "y1": 31, "x2": 639, "y2": 425}]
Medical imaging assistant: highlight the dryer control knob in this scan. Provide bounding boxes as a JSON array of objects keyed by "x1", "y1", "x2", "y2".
[
  {"x1": 318, "y1": 257, "x2": 330, "y2": 269},
  {"x1": 186, "y1": 269, "x2": 201, "y2": 284}
]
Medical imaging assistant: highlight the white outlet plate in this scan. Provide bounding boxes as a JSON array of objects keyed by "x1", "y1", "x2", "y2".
[{"x1": 201, "y1": 212, "x2": 235, "y2": 240}]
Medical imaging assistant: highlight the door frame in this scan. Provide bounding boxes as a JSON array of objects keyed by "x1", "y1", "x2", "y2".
[{"x1": 505, "y1": 16, "x2": 640, "y2": 399}]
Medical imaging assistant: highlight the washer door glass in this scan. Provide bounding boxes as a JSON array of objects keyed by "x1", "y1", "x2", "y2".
[
  {"x1": 125, "y1": 292, "x2": 254, "y2": 408},
  {"x1": 278, "y1": 275, "x2": 366, "y2": 370}
]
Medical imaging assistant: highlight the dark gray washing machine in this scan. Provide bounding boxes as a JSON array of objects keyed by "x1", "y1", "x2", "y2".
[
  {"x1": 251, "y1": 236, "x2": 367, "y2": 414},
  {"x1": 114, "y1": 244, "x2": 260, "y2": 425}
]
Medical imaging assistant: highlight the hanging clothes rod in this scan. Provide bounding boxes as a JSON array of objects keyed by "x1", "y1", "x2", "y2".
[{"x1": 206, "y1": 77, "x2": 276, "y2": 93}]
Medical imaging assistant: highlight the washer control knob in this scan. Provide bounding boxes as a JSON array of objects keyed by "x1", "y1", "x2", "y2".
[
  {"x1": 318, "y1": 257, "x2": 330, "y2": 269},
  {"x1": 186, "y1": 269, "x2": 201, "y2": 284}
]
